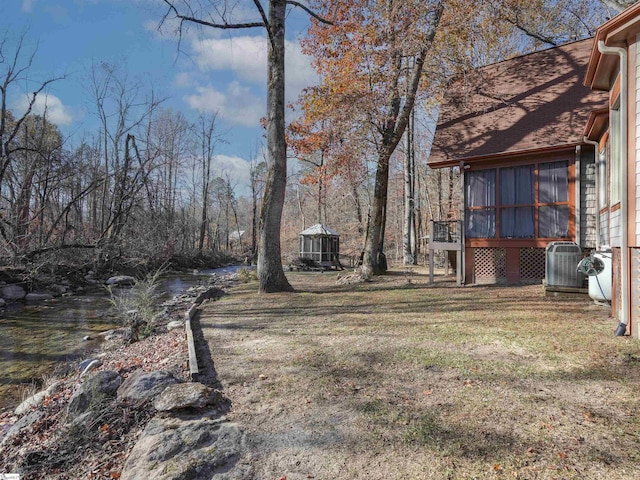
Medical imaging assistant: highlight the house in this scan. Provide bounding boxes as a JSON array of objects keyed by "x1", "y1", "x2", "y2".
[
  {"x1": 428, "y1": 38, "x2": 609, "y2": 285},
  {"x1": 583, "y1": 2, "x2": 640, "y2": 338}
]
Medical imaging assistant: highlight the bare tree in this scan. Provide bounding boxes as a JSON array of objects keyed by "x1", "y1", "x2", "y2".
[
  {"x1": 193, "y1": 113, "x2": 222, "y2": 253},
  {"x1": 0, "y1": 32, "x2": 64, "y2": 255},
  {"x1": 160, "y1": 0, "x2": 332, "y2": 293}
]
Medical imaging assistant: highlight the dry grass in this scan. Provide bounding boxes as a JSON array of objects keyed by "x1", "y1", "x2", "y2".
[{"x1": 199, "y1": 267, "x2": 640, "y2": 480}]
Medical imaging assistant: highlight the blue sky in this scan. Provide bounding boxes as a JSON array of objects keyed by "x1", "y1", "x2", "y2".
[{"x1": 1, "y1": 0, "x2": 318, "y2": 192}]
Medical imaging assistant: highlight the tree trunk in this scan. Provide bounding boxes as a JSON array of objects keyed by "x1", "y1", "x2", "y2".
[
  {"x1": 403, "y1": 105, "x2": 417, "y2": 265},
  {"x1": 361, "y1": 148, "x2": 392, "y2": 277},
  {"x1": 257, "y1": 0, "x2": 293, "y2": 293}
]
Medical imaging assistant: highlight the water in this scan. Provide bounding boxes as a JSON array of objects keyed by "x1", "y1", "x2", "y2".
[{"x1": 0, "y1": 266, "x2": 246, "y2": 410}]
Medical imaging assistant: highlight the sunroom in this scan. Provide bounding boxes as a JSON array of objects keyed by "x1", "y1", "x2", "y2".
[{"x1": 428, "y1": 38, "x2": 609, "y2": 284}]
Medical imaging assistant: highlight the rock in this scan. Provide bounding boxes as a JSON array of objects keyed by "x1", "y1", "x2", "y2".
[
  {"x1": 100, "y1": 328, "x2": 127, "y2": 341},
  {"x1": 68, "y1": 370, "x2": 122, "y2": 417},
  {"x1": 1, "y1": 284, "x2": 26, "y2": 301},
  {"x1": 14, "y1": 382, "x2": 61, "y2": 415},
  {"x1": 117, "y1": 370, "x2": 178, "y2": 404},
  {"x1": 0, "y1": 298, "x2": 6, "y2": 307},
  {"x1": 153, "y1": 383, "x2": 225, "y2": 412},
  {"x1": 48, "y1": 284, "x2": 68, "y2": 295},
  {"x1": 0, "y1": 410, "x2": 45, "y2": 446},
  {"x1": 106, "y1": 275, "x2": 136, "y2": 286},
  {"x1": 79, "y1": 359, "x2": 102, "y2": 377},
  {"x1": 25, "y1": 292, "x2": 54, "y2": 302},
  {"x1": 194, "y1": 287, "x2": 225, "y2": 305},
  {"x1": 121, "y1": 417, "x2": 247, "y2": 480},
  {"x1": 166, "y1": 320, "x2": 183, "y2": 331}
]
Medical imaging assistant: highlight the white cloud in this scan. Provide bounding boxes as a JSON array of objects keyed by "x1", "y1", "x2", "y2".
[
  {"x1": 174, "y1": 72, "x2": 193, "y2": 88},
  {"x1": 190, "y1": 35, "x2": 318, "y2": 100},
  {"x1": 21, "y1": 0, "x2": 36, "y2": 13},
  {"x1": 214, "y1": 154, "x2": 253, "y2": 191},
  {"x1": 184, "y1": 81, "x2": 263, "y2": 127},
  {"x1": 14, "y1": 93, "x2": 73, "y2": 126}
]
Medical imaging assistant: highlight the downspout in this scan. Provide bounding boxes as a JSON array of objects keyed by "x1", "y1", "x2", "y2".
[
  {"x1": 597, "y1": 40, "x2": 629, "y2": 336},
  {"x1": 575, "y1": 145, "x2": 581, "y2": 247},
  {"x1": 460, "y1": 160, "x2": 466, "y2": 285},
  {"x1": 583, "y1": 138, "x2": 601, "y2": 251}
]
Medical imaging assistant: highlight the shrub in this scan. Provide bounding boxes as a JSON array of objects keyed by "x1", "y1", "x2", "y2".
[{"x1": 107, "y1": 268, "x2": 163, "y2": 342}]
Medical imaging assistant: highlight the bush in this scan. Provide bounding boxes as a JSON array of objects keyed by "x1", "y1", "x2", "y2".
[
  {"x1": 237, "y1": 267, "x2": 257, "y2": 283},
  {"x1": 107, "y1": 268, "x2": 163, "y2": 342}
]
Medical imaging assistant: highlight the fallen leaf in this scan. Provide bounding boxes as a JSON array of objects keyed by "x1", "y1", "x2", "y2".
[
  {"x1": 493, "y1": 463, "x2": 501, "y2": 471},
  {"x1": 423, "y1": 390, "x2": 433, "y2": 396},
  {"x1": 557, "y1": 451, "x2": 567, "y2": 459}
]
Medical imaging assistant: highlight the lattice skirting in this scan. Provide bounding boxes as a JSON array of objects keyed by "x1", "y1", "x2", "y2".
[
  {"x1": 473, "y1": 248, "x2": 507, "y2": 283},
  {"x1": 519, "y1": 248, "x2": 546, "y2": 282},
  {"x1": 470, "y1": 247, "x2": 545, "y2": 284}
]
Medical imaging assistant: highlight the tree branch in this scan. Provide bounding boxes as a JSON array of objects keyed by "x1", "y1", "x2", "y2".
[
  {"x1": 161, "y1": 0, "x2": 266, "y2": 30},
  {"x1": 286, "y1": 1, "x2": 334, "y2": 25}
]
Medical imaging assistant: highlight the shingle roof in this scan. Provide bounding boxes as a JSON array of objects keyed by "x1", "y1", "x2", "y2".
[
  {"x1": 429, "y1": 38, "x2": 609, "y2": 167},
  {"x1": 299, "y1": 224, "x2": 340, "y2": 236}
]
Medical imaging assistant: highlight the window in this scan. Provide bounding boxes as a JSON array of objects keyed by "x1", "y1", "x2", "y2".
[
  {"x1": 466, "y1": 169, "x2": 496, "y2": 238},
  {"x1": 499, "y1": 165, "x2": 534, "y2": 238},
  {"x1": 610, "y1": 101, "x2": 621, "y2": 205},
  {"x1": 598, "y1": 145, "x2": 607, "y2": 210},
  {"x1": 465, "y1": 160, "x2": 570, "y2": 240},
  {"x1": 538, "y1": 161, "x2": 569, "y2": 237}
]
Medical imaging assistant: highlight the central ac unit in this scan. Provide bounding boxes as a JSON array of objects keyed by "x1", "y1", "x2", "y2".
[{"x1": 545, "y1": 241, "x2": 585, "y2": 288}]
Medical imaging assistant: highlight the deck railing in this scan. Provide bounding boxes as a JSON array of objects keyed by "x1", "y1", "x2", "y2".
[{"x1": 430, "y1": 220, "x2": 462, "y2": 245}]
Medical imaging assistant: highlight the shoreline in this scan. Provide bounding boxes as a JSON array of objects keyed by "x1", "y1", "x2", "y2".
[
  {"x1": 0, "y1": 267, "x2": 249, "y2": 478},
  {"x1": 0, "y1": 264, "x2": 247, "y2": 411}
]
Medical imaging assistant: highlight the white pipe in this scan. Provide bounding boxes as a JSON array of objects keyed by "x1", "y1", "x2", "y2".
[
  {"x1": 583, "y1": 138, "x2": 602, "y2": 251},
  {"x1": 598, "y1": 40, "x2": 629, "y2": 330}
]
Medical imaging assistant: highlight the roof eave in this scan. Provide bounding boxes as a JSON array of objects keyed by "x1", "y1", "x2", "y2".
[
  {"x1": 583, "y1": 108, "x2": 609, "y2": 141},
  {"x1": 428, "y1": 143, "x2": 584, "y2": 169},
  {"x1": 585, "y1": 2, "x2": 640, "y2": 90}
]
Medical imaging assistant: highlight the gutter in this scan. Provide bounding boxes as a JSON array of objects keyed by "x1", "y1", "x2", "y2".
[
  {"x1": 583, "y1": 138, "x2": 601, "y2": 251},
  {"x1": 597, "y1": 40, "x2": 629, "y2": 335}
]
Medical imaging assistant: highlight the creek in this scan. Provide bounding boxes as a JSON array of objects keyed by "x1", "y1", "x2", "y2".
[{"x1": 0, "y1": 266, "x2": 243, "y2": 410}]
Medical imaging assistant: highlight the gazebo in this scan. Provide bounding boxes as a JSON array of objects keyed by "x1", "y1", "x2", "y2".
[{"x1": 299, "y1": 224, "x2": 341, "y2": 269}]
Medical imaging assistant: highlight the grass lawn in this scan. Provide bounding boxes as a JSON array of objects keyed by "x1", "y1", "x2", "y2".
[{"x1": 198, "y1": 267, "x2": 640, "y2": 479}]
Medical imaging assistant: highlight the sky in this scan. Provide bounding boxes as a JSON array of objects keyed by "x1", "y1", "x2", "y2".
[{"x1": 1, "y1": 0, "x2": 319, "y2": 194}]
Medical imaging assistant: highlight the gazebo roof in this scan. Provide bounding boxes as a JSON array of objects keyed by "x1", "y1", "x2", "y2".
[{"x1": 299, "y1": 224, "x2": 340, "y2": 236}]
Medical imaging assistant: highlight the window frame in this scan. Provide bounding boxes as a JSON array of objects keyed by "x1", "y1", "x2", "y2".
[{"x1": 465, "y1": 156, "x2": 573, "y2": 244}]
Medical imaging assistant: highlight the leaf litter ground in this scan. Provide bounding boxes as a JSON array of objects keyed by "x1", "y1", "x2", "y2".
[{"x1": 198, "y1": 268, "x2": 640, "y2": 480}]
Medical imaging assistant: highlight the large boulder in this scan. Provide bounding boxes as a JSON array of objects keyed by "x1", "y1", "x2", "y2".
[
  {"x1": 14, "y1": 382, "x2": 61, "y2": 415},
  {"x1": 106, "y1": 275, "x2": 136, "y2": 286},
  {"x1": 153, "y1": 383, "x2": 225, "y2": 412},
  {"x1": 117, "y1": 370, "x2": 178, "y2": 404},
  {"x1": 121, "y1": 417, "x2": 248, "y2": 480},
  {"x1": 25, "y1": 292, "x2": 54, "y2": 302},
  {"x1": 194, "y1": 287, "x2": 225, "y2": 305},
  {"x1": 67, "y1": 370, "x2": 123, "y2": 417},
  {"x1": 0, "y1": 410, "x2": 44, "y2": 447},
  {"x1": 1, "y1": 284, "x2": 26, "y2": 300}
]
